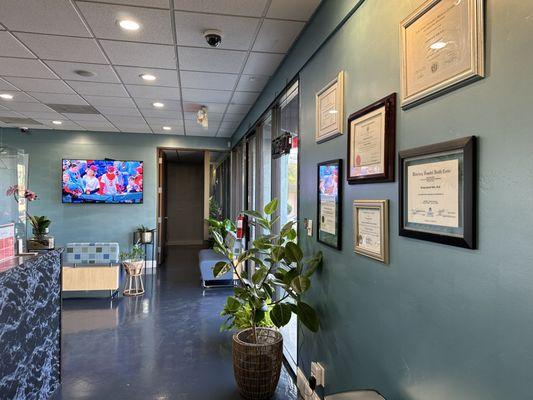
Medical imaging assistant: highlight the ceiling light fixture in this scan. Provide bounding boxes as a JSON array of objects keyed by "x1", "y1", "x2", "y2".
[
  {"x1": 430, "y1": 41, "x2": 447, "y2": 50},
  {"x1": 140, "y1": 74, "x2": 156, "y2": 81},
  {"x1": 328, "y1": 109, "x2": 339, "y2": 114},
  {"x1": 52, "y1": 120, "x2": 62, "y2": 125},
  {"x1": 118, "y1": 19, "x2": 140, "y2": 31},
  {"x1": 162, "y1": 126, "x2": 171, "y2": 131},
  {"x1": 0, "y1": 93, "x2": 14, "y2": 100},
  {"x1": 152, "y1": 102, "x2": 164, "y2": 108}
]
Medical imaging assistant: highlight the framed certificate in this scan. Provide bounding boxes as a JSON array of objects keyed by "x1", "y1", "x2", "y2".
[
  {"x1": 347, "y1": 93, "x2": 396, "y2": 184},
  {"x1": 317, "y1": 159, "x2": 342, "y2": 249},
  {"x1": 353, "y1": 200, "x2": 389, "y2": 264},
  {"x1": 399, "y1": 136, "x2": 477, "y2": 249},
  {"x1": 316, "y1": 71, "x2": 344, "y2": 143},
  {"x1": 400, "y1": 0, "x2": 485, "y2": 108}
]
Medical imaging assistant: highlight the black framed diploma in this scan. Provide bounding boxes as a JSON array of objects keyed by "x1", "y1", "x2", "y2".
[
  {"x1": 400, "y1": 0, "x2": 485, "y2": 109},
  {"x1": 399, "y1": 136, "x2": 477, "y2": 249},
  {"x1": 347, "y1": 93, "x2": 396, "y2": 184},
  {"x1": 353, "y1": 200, "x2": 389, "y2": 264},
  {"x1": 317, "y1": 159, "x2": 342, "y2": 250}
]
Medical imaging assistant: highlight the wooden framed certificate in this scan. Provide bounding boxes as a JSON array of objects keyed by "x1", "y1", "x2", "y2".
[
  {"x1": 400, "y1": 0, "x2": 485, "y2": 108},
  {"x1": 353, "y1": 200, "x2": 389, "y2": 264},
  {"x1": 317, "y1": 159, "x2": 342, "y2": 249},
  {"x1": 347, "y1": 93, "x2": 396, "y2": 184},
  {"x1": 316, "y1": 71, "x2": 344, "y2": 143},
  {"x1": 399, "y1": 136, "x2": 477, "y2": 249}
]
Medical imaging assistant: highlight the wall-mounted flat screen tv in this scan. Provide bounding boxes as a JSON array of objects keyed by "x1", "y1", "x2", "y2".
[{"x1": 62, "y1": 159, "x2": 143, "y2": 204}]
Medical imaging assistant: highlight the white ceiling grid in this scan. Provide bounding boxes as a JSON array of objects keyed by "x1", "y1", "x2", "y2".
[{"x1": 0, "y1": 0, "x2": 320, "y2": 136}]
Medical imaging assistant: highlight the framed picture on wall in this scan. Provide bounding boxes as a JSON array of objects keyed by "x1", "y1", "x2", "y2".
[
  {"x1": 399, "y1": 136, "x2": 477, "y2": 249},
  {"x1": 347, "y1": 93, "x2": 396, "y2": 184},
  {"x1": 400, "y1": 0, "x2": 485, "y2": 109},
  {"x1": 315, "y1": 71, "x2": 344, "y2": 143},
  {"x1": 353, "y1": 200, "x2": 389, "y2": 263},
  {"x1": 317, "y1": 159, "x2": 342, "y2": 249}
]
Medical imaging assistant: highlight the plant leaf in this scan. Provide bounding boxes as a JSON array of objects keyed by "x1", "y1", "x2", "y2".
[
  {"x1": 297, "y1": 302, "x2": 320, "y2": 332},
  {"x1": 291, "y1": 276, "x2": 310, "y2": 294},
  {"x1": 304, "y1": 251, "x2": 323, "y2": 277},
  {"x1": 284, "y1": 241, "x2": 303, "y2": 263},
  {"x1": 271, "y1": 303, "x2": 293, "y2": 328},
  {"x1": 264, "y1": 198, "x2": 279, "y2": 215},
  {"x1": 242, "y1": 210, "x2": 263, "y2": 219},
  {"x1": 213, "y1": 261, "x2": 230, "y2": 277},
  {"x1": 252, "y1": 266, "x2": 268, "y2": 285}
]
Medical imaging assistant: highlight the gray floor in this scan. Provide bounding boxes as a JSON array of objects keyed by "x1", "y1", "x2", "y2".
[{"x1": 52, "y1": 246, "x2": 298, "y2": 400}]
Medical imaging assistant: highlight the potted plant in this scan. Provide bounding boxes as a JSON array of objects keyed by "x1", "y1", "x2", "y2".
[
  {"x1": 208, "y1": 199, "x2": 323, "y2": 400},
  {"x1": 27, "y1": 215, "x2": 54, "y2": 250},
  {"x1": 120, "y1": 244, "x2": 145, "y2": 296},
  {"x1": 135, "y1": 225, "x2": 154, "y2": 244}
]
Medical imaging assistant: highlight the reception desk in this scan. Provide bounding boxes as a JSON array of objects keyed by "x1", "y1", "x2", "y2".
[{"x1": 0, "y1": 250, "x2": 62, "y2": 399}]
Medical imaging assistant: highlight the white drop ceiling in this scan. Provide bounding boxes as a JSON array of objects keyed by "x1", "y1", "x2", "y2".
[{"x1": 0, "y1": 0, "x2": 321, "y2": 137}]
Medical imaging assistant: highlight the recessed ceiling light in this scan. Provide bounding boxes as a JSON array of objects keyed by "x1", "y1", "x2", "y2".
[
  {"x1": 430, "y1": 41, "x2": 447, "y2": 50},
  {"x1": 140, "y1": 73, "x2": 156, "y2": 81},
  {"x1": 0, "y1": 93, "x2": 14, "y2": 100},
  {"x1": 52, "y1": 120, "x2": 62, "y2": 125},
  {"x1": 152, "y1": 102, "x2": 164, "y2": 108},
  {"x1": 162, "y1": 126, "x2": 171, "y2": 131},
  {"x1": 328, "y1": 109, "x2": 339, "y2": 114},
  {"x1": 248, "y1": 76, "x2": 256, "y2": 82},
  {"x1": 118, "y1": 19, "x2": 140, "y2": 31}
]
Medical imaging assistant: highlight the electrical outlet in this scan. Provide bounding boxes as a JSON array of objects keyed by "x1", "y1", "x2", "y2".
[
  {"x1": 311, "y1": 361, "x2": 326, "y2": 387},
  {"x1": 306, "y1": 219, "x2": 313, "y2": 236}
]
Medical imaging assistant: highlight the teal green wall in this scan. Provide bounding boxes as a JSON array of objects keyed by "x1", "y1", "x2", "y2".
[
  {"x1": 237, "y1": 0, "x2": 533, "y2": 398},
  {"x1": 0, "y1": 128, "x2": 228, "y2": 254}
]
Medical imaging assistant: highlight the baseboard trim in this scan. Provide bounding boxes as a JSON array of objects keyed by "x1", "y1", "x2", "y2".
[{"x1": 297, "y1": 367, "x2": 321, "y2": 400}]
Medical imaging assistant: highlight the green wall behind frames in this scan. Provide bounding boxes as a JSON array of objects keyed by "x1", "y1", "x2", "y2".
[
  {"x1": 0, "y1": 128, "x2": 228, "y2": 254},
  {"x1": 235, "y1": 0, "x2": 533, "y2": 399}
]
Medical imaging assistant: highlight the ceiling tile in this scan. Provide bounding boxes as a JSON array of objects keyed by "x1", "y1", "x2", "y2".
[
  {"x1": 174, "y1": 11, "x2": 259, "y2": 51},
  {"x1": 116, "y1": 124, "x2": 151, "y2": 133},
  {"x1": 243, "y1": 52, "x2": 284, "y2": 76},
  {"x1": 253, "y1": 19, "x2": 305, "y2": 53},
  {"x1": 0, "y1": 109, "x2": 25, "y2": 118},
  {"x1": 135, "y1": 98, "x2": 180, "y2": 110},
  {"x1": 95, "y1": 106, "x2": 141, "y2": 116},
  {"x1": 114, "y1": 66, "x2": 178, "y2": 87},
  {"x1": 153, "y1": 126, "x2": 184, "y2": 135},
  {"x1": 4, "y1": 102, "x2": 55, "y2": 112},
  {"x1": 0, "y1": 0, "x2": 90, "y2": 36},
  {"x1": 84, "y1": 95, "x2": 136, "y2": 107},
  {"x1": 190, "y1": 102, "x2": 227, "y2": 113},
  {"x1": 101, "y1": 40, "x2": 176, "y2": 69},
  {"x1": 180, "y1": 71, "x2": 237, "y2": 91},
  {"x1": 107, "y1": 115, "x2": 146, "y2": 125},
  {"x1": 173, "y1": 0, "x2": 268, "y2": 17},
  {"x1": 223, "y1": 112, "x2": 246, "y2": 122},
  {"x1": 179, "y1": 47, "x2": 246, "y2": 74},
  {"x1": 220, "y1": 120, "x2": 239, "y2": 130},
  {"x1": 267, "y1": 0, "x2": 321, "y2": 21},
  {"x1": 0, "y1": 32, "x2": 35, "y2": 58},
  {"x1": 28, "y1": 92, "x2": 88, "y2": 105},
  {"x1": 184, "y1": 112, "x2": 223, "y2": 122},
  {"x1": 145, "y1": 117, "x2": 182, "y2": 126},
  {"x1": 236, "y1": 74, "x2": 269, "y2": 92},
  {"x1": 0, "y1": 78, "x2": 19, "y2": 91},
  {"x1": 4, "y1": 77, "x2": 74, "y2": 94},
  {"x1": 68, "y1": 81, "x2": 129, "y2": 97},
  {"x1": 125, "y1": 85, "x2": 180, "y2": 100},
  {"x1": 15, "y1": 33, "x2": 107, "y2": 64},
  {"x1": 81, "y1": 0, "x2": 169, "y2": 8},
  {"x1": 45, "y1": 61, "x2": 120, "y2": 83},
  {"x1": 79, "y1": 122, "x2": 119, "y2": 132},
  {"x1": 0, "y1": 58, "x2": 57, "y2": 79},
  {"x1": 227, "y1": 103, "x2": 251, "y2": 114},
  {"x1": 139, "y1": 108, "x2": 182, "y2": 119},
  {"x1": 0, "y1": 92, "x2": 36, "y2": 103},
  {"x1": 20, "y1": 111, "x2": 65, "y2": 120},
  {"x1": 182, "y1": 88, "x2": 232, "y2": 103},
  {"x1": 217, "y1": 129, "x2": 235, "y2": 138},
  {"x1": 231, "y1": 91, "x2": 259, "y2": 105},
  {"x1": 62, "y1": 113, "x2": 108, "y2": 122},
  {"x1": 77, "y1": 2, "x2": 173, "y2": 44}
]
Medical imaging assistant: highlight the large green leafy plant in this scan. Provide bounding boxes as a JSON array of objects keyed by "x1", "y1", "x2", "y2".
[{"x1": 209, "y1": 199, "x2": 323, "y2": 343}]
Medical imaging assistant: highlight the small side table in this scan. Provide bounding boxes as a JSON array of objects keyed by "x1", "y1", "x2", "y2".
[{"x1": 123, "y1": 260, "x2": 145, "y2": 296}]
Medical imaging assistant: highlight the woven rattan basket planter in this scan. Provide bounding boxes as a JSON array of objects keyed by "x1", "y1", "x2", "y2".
[{"x1": 232, "y1": 327, "x2": 283, "y2": 400}]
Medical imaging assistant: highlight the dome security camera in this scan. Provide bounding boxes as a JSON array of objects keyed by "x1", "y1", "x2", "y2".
[{"x1": 204, "y1": 29, "x2": 222, "y2": 48}]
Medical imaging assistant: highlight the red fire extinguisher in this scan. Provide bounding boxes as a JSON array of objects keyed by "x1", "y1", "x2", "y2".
[{"x1": 236, "y1": 214, "x2": 248, "y2": 240}]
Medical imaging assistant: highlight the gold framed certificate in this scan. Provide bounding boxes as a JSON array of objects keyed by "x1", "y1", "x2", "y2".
[
  {"x1": 400, "y1": 0, "x2": 484, "y2": 108},
  {"x1": 347, "y1": 93, "x2": 396, "y2": 184},
  {"x1": 353, "y1": 200, "x2": 389, "y2": 264},
  {"x1": 316, "y1": 71, "x2": 344, "y2": 143},
  {"x1": 399, "y1": 136, "x2": 477, "y2": 249}
]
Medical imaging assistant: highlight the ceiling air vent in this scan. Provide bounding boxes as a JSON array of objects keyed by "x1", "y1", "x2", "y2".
[
  {"x1": 0, "y1": 117, "x2": 42, "y2": 125},
  {"x1": 45, "y1": 104, "x2": 100, "y2": 114}
]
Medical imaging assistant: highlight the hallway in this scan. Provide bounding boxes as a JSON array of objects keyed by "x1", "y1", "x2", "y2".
[{"x1": 53, "y1": 246, "x2": 297, "y2": 400}]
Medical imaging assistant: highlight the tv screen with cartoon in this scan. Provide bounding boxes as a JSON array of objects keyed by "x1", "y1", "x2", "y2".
[{"x1": 62, "y1": 159, "x2": 143, "y2": 204}]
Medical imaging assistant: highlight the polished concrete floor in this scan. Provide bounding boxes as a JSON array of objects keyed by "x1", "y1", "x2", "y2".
[{"x1": 53, "y1": 246, "x2": 297, "y2": 400}]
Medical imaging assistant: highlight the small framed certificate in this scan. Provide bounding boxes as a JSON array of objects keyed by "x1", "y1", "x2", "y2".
[
  {"x1": 316, "y1": 71, "x2": 344, "y2": 143},
  {"x1": 399, "y1": 136, "x2": 477, "y2": 249},
  {"x1": 317, "y1": 159, "x2": 342, "y2": 249},
  {"x1": 353, "y1": 200, "x2": 389, "y2": 264},
  {"x1": 400, "y1": 0, "x2": 485, "y2": 108},
  {"x1": 347, "y1": 93, "x2": 396, "y2": 184}
]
